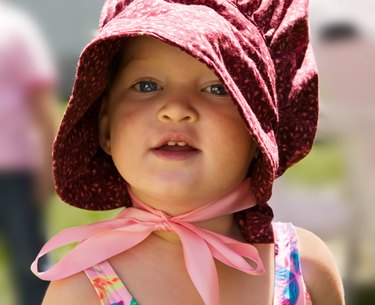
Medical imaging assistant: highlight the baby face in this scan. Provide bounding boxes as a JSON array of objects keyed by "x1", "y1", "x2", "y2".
[{"x1": 99, "y1": 36, "x2": 256, "y2": 213}]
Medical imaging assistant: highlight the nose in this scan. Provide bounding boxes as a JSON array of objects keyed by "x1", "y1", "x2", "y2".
[{"x1": 157, "y1": 94, "x2": 198, "y2": 123}]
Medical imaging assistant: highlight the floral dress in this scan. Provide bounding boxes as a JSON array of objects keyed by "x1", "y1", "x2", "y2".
[{"x1": 84, "y1": 222, "x2": 312, "y2": 305}]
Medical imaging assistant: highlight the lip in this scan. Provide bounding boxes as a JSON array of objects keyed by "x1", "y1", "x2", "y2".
[
  {"x1": 153, "y1": 133, "x2": 199, "y2": 150},
  {"x1": 151, "y1": 133, "x2": 200, "y2": 161},
  {"x1": 152, "y1": 149, "x2": 201, "y2": 161}
]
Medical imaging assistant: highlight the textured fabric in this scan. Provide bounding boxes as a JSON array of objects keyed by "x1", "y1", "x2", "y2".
[
  {"x1": 52, "y1": 1, "x2": 318, "y2": 240},
  {"x1": 32, "y1": 179, "x2": 265, "y2": 305},
  {"x1": 84, "y1": 222, "x2": 312, "y2": 305},
  {"x1": 85, "y1": 262, "x2": 134, "y2": 305},
  {"x1": 0, "y1": 3, "x2": 56, "y2": 171},
  {"x1": 273, "y1": 222, "x2": 312, "y2": 305}
]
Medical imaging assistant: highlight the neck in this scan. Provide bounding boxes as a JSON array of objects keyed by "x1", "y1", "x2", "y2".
[
  {"x1": 128, "y1": 190, "x2": 229, "y2": 216},
  {"x1": 127, "y1": 180, "x2": 254, "y2": 217},
  {"x1": 126, "y1": 178, "x2": 256, "y2": 243}
]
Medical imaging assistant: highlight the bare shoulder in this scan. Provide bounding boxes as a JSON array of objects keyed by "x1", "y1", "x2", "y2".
[
  {"x1": 42, "y1": 271, "x2": 100, "y2": 305},
  {"x1": 295, "y1": 227, "x2": 345, "y2": 305}
]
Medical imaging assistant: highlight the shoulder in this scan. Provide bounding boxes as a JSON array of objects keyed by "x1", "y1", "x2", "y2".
[
  {"x1": 295, "y1": 227, "x2": 345, "y2": 305},
  {"x1": 42, "y1": 271, "x2": 101, "y2": 305}
]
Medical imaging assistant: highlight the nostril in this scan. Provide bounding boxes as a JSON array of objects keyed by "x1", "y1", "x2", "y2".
[
  {"x1": 157, "y1": 103, "x2": 198, "y2": 123},
  {"x1": 158, "y1": 113, "x2": 192, "y2": 122},
  {"x1": 182, "y1": 115, "x2": 193, "y2": 121}
]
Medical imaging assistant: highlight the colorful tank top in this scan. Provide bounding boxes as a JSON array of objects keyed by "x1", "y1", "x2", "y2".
[{"x1": 84, "y1": 222, "x2": 312, "y2": 305}]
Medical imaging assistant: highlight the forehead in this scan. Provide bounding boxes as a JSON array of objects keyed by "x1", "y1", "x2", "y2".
[
  {"x1": 118, "y1": 36, "x2": 213, "y2": 75},
  {"x1": 122, "y1": 36, "x2": 170, "y2": 58}
]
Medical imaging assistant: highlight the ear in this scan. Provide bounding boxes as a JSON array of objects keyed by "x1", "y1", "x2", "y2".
[
  {"x1": 253, "y1": 146, "x2": 259, "y2": 159},
  {"x1": 98, "y1": 97, "x2": 111, "y2": 155},
  {"x1": 249, "y1": 139, "x2": 259, "y2": 160}
]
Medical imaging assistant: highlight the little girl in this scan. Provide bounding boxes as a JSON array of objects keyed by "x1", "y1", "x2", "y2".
[{"x1": 32, "y1": 0, "x2": 345, "y2": 304}]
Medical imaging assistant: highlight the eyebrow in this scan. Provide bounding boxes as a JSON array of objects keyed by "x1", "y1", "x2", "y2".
[
  {"x1": 118, "y1": 59, "x2": 163, "y2": 80},
  {"x1": 105, "y1": 53, "x2": 154, "y2": 93},
  {"x1": 122, "y1": 58, "x2": 152, "y2": 68}
]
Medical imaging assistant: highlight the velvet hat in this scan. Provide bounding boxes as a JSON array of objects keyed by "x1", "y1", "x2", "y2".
[{"x1": 53, "y1": 0, "x2": 318, "y2": 223}]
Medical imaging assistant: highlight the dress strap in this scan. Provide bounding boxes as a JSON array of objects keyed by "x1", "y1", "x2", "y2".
[
  {"x1": 85, "y1": 261, "x2": 137, "y2": 305},
  {"x1": 273, "y1": 222, "x2": 313, "y2": 305}
]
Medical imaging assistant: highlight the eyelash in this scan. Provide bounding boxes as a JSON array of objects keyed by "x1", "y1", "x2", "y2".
[
  {"x1": 202, "y1": 84, "x2": 228, "y2": 96},
  {"x1": 131, "y1": 80, "x2": 228, "y2": 96},
  {"x1": 132, "y1": 80, "x2": 162, "y2": 92}
]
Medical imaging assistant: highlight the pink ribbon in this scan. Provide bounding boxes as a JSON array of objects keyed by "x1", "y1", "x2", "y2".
[{"x1": 31, "y1": 179, "x2": 264, "y2": 305}]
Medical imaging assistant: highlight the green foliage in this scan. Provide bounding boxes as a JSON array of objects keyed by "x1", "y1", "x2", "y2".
[
  {"x1": 284, "y1": 141, "x2": 346, "y2": 186},
  {"x1": 45, "y1": 196, "x2": 120, "y2": 262}
]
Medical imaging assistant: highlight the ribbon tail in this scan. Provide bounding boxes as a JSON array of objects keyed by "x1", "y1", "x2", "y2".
[
  {"x1": 174, "y1": 225, "x2": 220, "y2": 305},
  {"x1": 181, "y1": 223, "x2": 265, "y2": 275},
  {"x1": 31, "y1": 219, "x2": 129, "y2": 276},
  {"x1": 221, "y1": 239, "x2": 265, "y2": 273},
  {"x1": 32, "y1": 224, "x2": 154, "y2": 280}
]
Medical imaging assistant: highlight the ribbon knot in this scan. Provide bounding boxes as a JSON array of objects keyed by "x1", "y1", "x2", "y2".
[
  {"x1": 155, "y1": 211, "x2": 174, "y2": 232},
  {"x1": 31, "y1": 179, "x2": 265, "y2": 305}
]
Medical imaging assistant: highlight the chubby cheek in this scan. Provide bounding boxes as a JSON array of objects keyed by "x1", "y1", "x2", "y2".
[
  {"x1": 109, "y1": 136, "x2": 132, "y2": 181},
  {"x1": 108, "y1": 115, "x2": 146, "y2": 180},
  {"x1": 209, "y1": 118, "x2": 254, "y2": 178}
]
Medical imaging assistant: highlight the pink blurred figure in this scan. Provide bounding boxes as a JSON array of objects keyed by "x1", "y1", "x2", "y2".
[{"x1": 0, "y1": 2, "x2": 59, "y2": 305}]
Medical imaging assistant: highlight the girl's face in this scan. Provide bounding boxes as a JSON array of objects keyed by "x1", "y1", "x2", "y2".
[{"x1": 99, "y1": 36, "x2": 257, "y2": 214}]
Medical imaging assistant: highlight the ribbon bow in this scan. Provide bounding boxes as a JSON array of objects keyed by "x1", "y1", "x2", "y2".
[{"x1": 31, "y1": 179, "x2": 264, "y2": 305}]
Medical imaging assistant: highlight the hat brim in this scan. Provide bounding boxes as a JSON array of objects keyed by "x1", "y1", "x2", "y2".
[{"x1": 53, "y1": 3, "x2": 282, "y2": 210}]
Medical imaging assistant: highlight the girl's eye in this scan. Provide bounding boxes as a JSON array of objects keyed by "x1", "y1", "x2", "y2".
[
  {"x1": 133, "y1": 80, "x2": 162, "y2": 92},
  {"x1": 203, "y1": 84, "x2": 228, "y2": 96}
]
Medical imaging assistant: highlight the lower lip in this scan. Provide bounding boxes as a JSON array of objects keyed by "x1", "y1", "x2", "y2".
[{"x1": 151, "y1": 149, "x2": 200, "y2": 161}]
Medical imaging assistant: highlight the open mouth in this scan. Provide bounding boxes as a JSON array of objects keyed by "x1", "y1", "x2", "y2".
[
  {"x1": 155, "y1": 141, "x2": 198, "y2": 152},
  {"x1": 152, "y1": 139, "x2": 200, "y2": 160}
]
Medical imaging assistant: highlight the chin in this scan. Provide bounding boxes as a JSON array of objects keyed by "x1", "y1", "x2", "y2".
[
  {"x1": 134, "y1": 179, "x2": 207, "y2": 209},
  {"x1": 151, "y1": 180, "x2": 197, "y2": 199}
]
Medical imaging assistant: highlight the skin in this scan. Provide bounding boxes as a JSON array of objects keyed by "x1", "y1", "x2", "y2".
[
  {"x1": 297, "y1": 227, "x2": 345, "y2": 305},
  {"x1": 42, "y1": 37, "x2": 345, "y2": 305},
  {"x1": 99, "y1": 36, "x2": 257, "y2": 215}
]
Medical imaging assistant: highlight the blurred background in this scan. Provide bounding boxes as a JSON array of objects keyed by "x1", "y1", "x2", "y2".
[{"x1": 0, "y1": 0, "x2": 374, "y2": 304}]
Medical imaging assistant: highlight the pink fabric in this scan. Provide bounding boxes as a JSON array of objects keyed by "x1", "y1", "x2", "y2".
[
  {"x1": 273, "y1": 222, "x2": 312, "y2": 305},
  {"x1": 32, "y1": 179, "x2": 264, "y2": 305},
  {"x1": 0, "y1": 3, "x2": 56, "y2": 171},
  {"x1": 84, "y1": 222, "x2": 313, "y2": 305},
  {"x1": 85, "y1": 262, "x2": 134, "y2": 305}
]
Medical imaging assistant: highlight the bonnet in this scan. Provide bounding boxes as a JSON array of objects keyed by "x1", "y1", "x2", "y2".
[{"x1": 53, "y1": 0, "x2": 318, "y2": 242}]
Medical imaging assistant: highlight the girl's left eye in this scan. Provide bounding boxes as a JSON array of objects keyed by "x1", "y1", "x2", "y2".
[
  {"x1": 132, "y1": 80, "x2": 162, "y2": 92},
  {"x1": 203, "y1": 84, "x2": 228, "y2": 96}
]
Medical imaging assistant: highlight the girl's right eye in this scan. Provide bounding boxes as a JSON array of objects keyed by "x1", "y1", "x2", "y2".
[{"x1": 132, "y1": 80, "x2": 162, "y2": 92}]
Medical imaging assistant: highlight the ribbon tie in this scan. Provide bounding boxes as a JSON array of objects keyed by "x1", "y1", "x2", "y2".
[{"x1": 31, "y1": 179, "x2": 264, "y2": 305}]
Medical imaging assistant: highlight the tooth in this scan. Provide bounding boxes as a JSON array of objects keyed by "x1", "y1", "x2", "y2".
[
  {"x1": 167, "y1": 141, "x2": 176, "y2": 146},
  {"x1": 177, "y1": 142, "x2": 187, "y2": 146}
]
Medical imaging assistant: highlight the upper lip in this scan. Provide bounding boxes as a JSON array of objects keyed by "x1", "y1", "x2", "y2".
[{"x1": 153, "y1": 133, "x2": 199, "y2": 150}]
